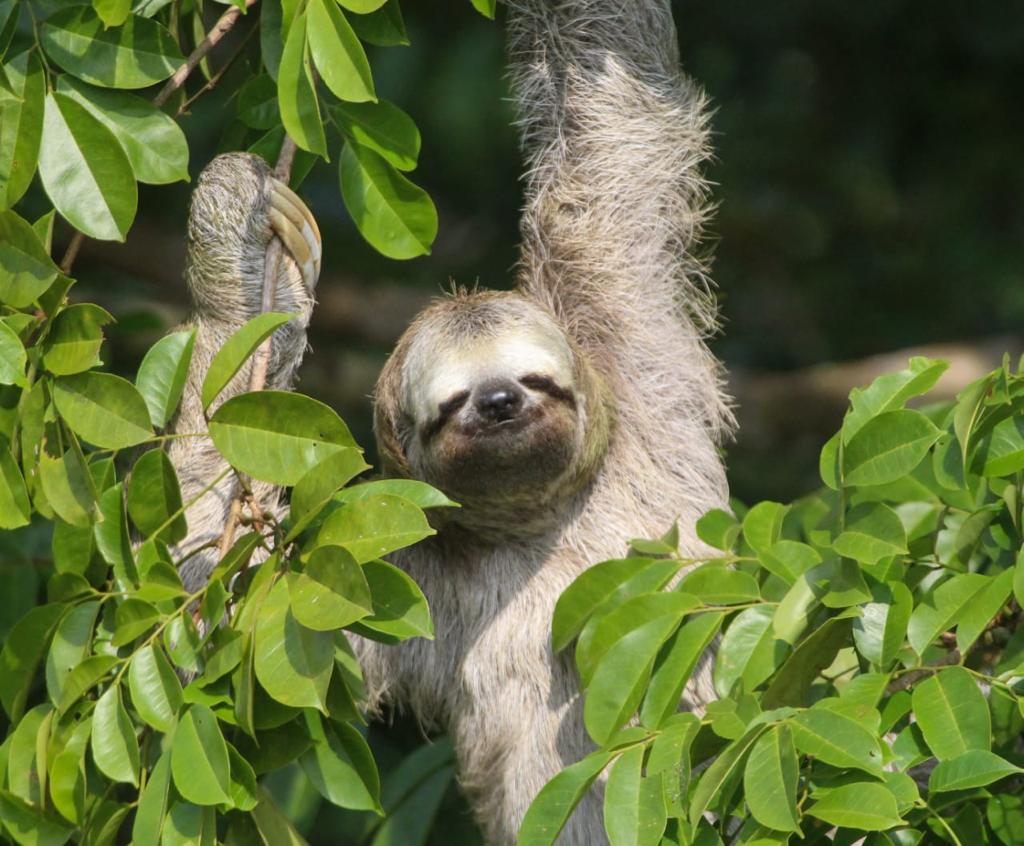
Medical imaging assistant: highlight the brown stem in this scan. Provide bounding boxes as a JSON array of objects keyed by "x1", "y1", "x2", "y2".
[
  {"x1": 154, "y1": 0, "x2": 258, "y2": 108},
  {"x1": 61, "y1": 0, "x2": 258, "y2": 276},
  {"x1": 177, "y1": 21, "x2": 260, "y2": 116},
  {"x1": 216, "y1": 136, "x2": 299, "y2": 559}
]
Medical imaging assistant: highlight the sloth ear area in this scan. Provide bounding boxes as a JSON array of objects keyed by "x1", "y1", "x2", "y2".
[{"x1": 372, "y1": 353, "x2": 415, "y2": 479}]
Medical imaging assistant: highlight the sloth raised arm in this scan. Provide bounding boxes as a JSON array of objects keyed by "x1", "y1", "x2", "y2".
[
  {"x1": 166, "y1": 153, "x2": 322, "y2": 592},
  {"x1": 508, "y1": 0, "x2": 731, "y2": 438}
]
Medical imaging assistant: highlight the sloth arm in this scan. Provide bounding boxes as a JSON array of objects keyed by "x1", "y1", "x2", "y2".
[
  {"x1": 509, "y1": 0, "x2": 726, "y2": 400},
  {"x1": 166, "y1": 153, "x2": 321, "y2": 592}
]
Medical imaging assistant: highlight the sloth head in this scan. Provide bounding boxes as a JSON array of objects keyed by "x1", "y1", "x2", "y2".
[{"x1": 374, "y1": 290, "x2": 613, "y2": 527}]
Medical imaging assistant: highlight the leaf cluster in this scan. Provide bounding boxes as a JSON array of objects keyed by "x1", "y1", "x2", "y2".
[{"x1": 523, "y1": 356, "x2": 1024, "y2": 846}]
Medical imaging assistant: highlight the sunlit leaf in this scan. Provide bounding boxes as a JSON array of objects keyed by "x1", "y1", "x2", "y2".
[
  {"x1": 201, "y1": 312, "x2": 295, "y2": 410},
  {"x1": 135, "y1": 328, "x2": 195, "y2": 428},
  {"x1": 308, "y1": 0, "x2": 375, "y2": 103}
]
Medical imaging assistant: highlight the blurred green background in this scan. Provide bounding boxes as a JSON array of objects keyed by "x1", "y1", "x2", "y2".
[{"x1": 20, "y1": 2, "x2": 1022, "y2": 840}]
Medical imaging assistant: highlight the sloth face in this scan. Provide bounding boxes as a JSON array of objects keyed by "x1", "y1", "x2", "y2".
[{"x1": 375, "y1": 291, "x2": 607, "y2": 510}]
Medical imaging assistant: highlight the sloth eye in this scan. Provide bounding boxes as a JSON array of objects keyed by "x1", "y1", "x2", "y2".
[
  {"x1": 422, "y1": 390, "x2": 470, "y2": 442},
  {"x1": 519, "y1": 373, "x2": 576, "y2": 407},
  {"x1": 519, "y1": 374, "x2": 558, "y2": 392}
]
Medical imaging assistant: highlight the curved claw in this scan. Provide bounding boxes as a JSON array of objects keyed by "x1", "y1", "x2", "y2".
[{"x1": 269, "y1": 177, "x2": 322, "y2": 292}]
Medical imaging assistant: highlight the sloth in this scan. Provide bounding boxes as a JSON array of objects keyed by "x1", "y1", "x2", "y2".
[{"x1": 167, "y1": 0, "x2": 733, "y2": 842}]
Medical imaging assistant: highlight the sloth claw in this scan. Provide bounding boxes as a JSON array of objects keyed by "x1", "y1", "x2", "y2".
[{"x1": 268, "y1": 177, "x2": 321, "y2": 292}]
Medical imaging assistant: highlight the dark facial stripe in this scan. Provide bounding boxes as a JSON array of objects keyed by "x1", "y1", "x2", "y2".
[
  {"x1": 519, "y1": 374, "x2": 577, "y2": 409},
  {"x1": 422, "y1": 390, "x2": 470, "y2": 443}
]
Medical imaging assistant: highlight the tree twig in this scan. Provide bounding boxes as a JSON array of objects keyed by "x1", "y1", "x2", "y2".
[
  {"x1": 177, "y1": 21, "x2": 260, "y2": 116},
  {"x1": 60, "y1": 0, "x2": 258, "y2": 275},
  {"x1": 154, "y1": 0, "x2": 258, "y2": 108}
]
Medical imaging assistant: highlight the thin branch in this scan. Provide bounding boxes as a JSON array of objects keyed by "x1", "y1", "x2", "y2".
[
  {"x1": 61, "y1": 0, "x2": 258, "y2": 276},
  {"x1": 177, "y1": 20, "x2": 260, "y2": 117},
  {"x1": 154, "y1": 0, "x2": 258, "y2": 108}
]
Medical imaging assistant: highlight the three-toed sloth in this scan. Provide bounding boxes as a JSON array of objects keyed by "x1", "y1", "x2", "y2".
[{"x1": 168, "y1": 0, "x2": 733, "y2": 842}]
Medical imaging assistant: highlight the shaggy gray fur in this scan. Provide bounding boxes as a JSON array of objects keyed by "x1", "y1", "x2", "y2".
[{"x1": 167, "y1": 2, "x2": 731, "y2": 843}]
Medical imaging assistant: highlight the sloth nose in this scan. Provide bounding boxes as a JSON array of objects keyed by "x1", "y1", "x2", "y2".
[{"x1": 475, "y1": 381, "x2": 525, "y2": 422}]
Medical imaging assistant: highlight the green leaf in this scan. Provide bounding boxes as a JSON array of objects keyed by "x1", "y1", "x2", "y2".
[
  {"x1": 842, "y1": 410, "x2": 941, "y2": 487},
  {"x1": 171, "y1": 704, "x2": 232, "y2": 806},
  {"x1": 308, "y1": 0, "x2": 375, "y2": 103},
  {"x1": 0, "y1": 210, "x2": 60, "y2": 308},
  {"x1": 90, "y1": 684, "x2": 139, "y2": 786},
  {"x1": 640, "y1": 612, "x2": 723, "y2": 728},
  {"x1": 763, "y1": 612, "x2": 855, "y2": 708},
  {"x1": 49, "y1": 717, "x2": 91, "y2": 824},
  {"x1": 277, "y1": 11, "x2": 327, "y2": 157},
  {"x1": 299, "y1": 711, "x2": 382, "y2": 812},
  {"x1": 743, "y1": 725, "x2": 800, "y2": 832},
  {"x1": 38, "y1": 444, "x2": 96, "y2": 528},
  {"x1": 93, "y1": 0, "x2": 131, "y2": 27},
  {"x1": 758, "y1": 539, "x2": 820, "y2": 584},
  {"x1": 127, "y1": 448, "x2": 186, "y2": 543},
  {"x1": 56, "y1": 76, "x2": 188, "y2": 184},
  {"x1": 469, "y1": 0, "x2": 497, "y2": 18},
  {"x1": 714, "y1": 605, "x2": 785, "y2": 697},
  {"x1": 603, "y1": 745, "x2": 667, "y2": 846},
  {"x1": 695, "y1": 508, "x2": 741, "y2": 552},
  {"x1": 0, "y1": 604, "x2": 65, "y2": 721},
  {"x1": 332, "y1": 100, "x2": 420, "y2": 171},
  {"x1": 977, "y1": 415, "x2": 1024, "y2": 477},
  {"x1": 201, "y1": 312, "x2": 295, "y2": 410},
  {"x1": 251, "y1": 789, "x2": 312, "y2": 846},
  {"x1": 45, "y1": 600, "x2": 99, "y2": 706},
  {"x1": 842, "y1": 356, "x2": 949, "y2": 442},
  {"x1": 340, "y1": 140, "x2": 437, "y2": 259},
  {"x1": 132, "y1": 748, "x2": 171, "y2": 846},
  {"x1": 518, "y1": 749, "x2": 615, "y2": 846},
  {"x1": 226, "y1": 743, "x2": 259, "y2": 811},
  {"x1": 40, "y1": 7, "x2": 183, "y2": 89},
  {"x1": 287, "y1": 449, "x2": 371, "y2": 539},
  {"x1": 0, "y1": 50, "x2": 45, "y2": 210},
  {"x1": 852, "y1": 581, "x2": 913, "y2": 668},
  {"x1": 348, "y1": 0, "x2": 408, "y2": 47},
  {"x1": 208, "y1": 391, "x2": 355, "y2": 485},
  {"x1": 688, "y1": 726, "x2": 766, "y2": 826},
  {"x1": 929, "y1": 749, "x2": 1023, "y2": 793},
  {"x1": 39, "y1": 91, "x2": 137, "y2": 241},
  {"x1": 676, "y1": 565, "x2": 760, "y2": 605},
  {"x1": 53, "y1": 372, "x2": 152, "y2": 449},
  {"x1": 313, "y1": 493, "x2": 434, "y2": 563},
  {"x1": 162, "y1": 802, "x2": 216, "y2": 846},
  {"x1": 789, "y1": 707, "x2": 884, "y2": 775},
  {"x1": 127, "y1": 644, "x2": 182, "y2": 731},
  {"x1": 954, "y1": 374, "x2": 993, "y2": 467},
  {"x1": 0, "y1": 790, "x2": 73, "y2": 846},
  {"x1": 7, "y1": 703, "x2": 49, "y2": 804},
  {"x1": 349, "y1": 559, "x2": 434, "y2": 642},
  {"x1": 40, "y1": 303, "x2": 113, "y2": 376},
  {"x1": 832, "y1": 502, "x2": 908, "y2": 564},
  {"x1": 906, "y1": 572, "x2": 989, "y2": 655},
  {"x1": 584, "y1": 614, "x2": 685, "y2": 744},
  {"x1": 576, "y1": 593, "x2": 698, "y2": 686},
  {"x1": 0, "y1": 321, "x2": 26, "y2": 386},
  {"x1": 955, "y1": 567, "x2": 1013, "y2": 653},
  {"x1": 552, "y1": 559, "x2": 667, "y2": 653},
  {"x1": 135, "y1": 328, "x2": 195, "y2": 428},
  {"x1": 742, "y1": 501, "x2": 789, "y2": 553},
  {"x1": 94, "y1": 483, "x2": 136, "y2": 580},
  {"x1": 0, "y1": 436, "x2": 30, "y2": 529},
  {"x1": 1014, "y1": 547, "x2": 1024, "y2": 608},
  {"x1": 911, "y1": 667, "x2": 991, "y2": 760},
  {"x1": 254, "y1": 578, "x2": 334, "y2": 710},
  {"x1": 237, "y1": 74, "x2": 279, "y2": 129},
  {"x1": 806, "y1": 783, "x2": 903, "y2": 831},
  {"x1": 338, "y1": 0, "x2": 389, "y2": 11},
  {"x1": 288, "y1": 545, "x2": 373, "y2": 630},
  {"x1": 55, "y1": 655, "x2": 116, "y2": 714}
]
